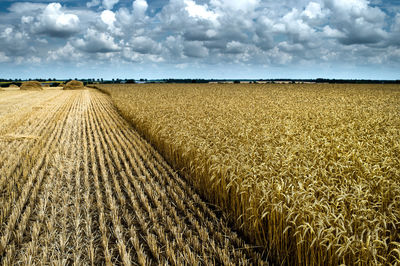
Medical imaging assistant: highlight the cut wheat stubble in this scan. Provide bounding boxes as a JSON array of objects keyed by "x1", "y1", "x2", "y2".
[{"x1": 0, "y1": 88, "x2": 266, "y2": 265}]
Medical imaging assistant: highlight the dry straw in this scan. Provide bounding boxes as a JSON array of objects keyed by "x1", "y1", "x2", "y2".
[
  {"x1": 63, "y1": 80, "x2": 84, "y2": 90},
  {"x1": 20, "y1": 81, "x2": 43, "y2": 91},
  {"x1": 0, "y1": 89, "x2": 264, "y2": 264}
]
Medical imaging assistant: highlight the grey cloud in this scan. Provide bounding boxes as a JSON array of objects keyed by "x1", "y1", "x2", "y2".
[
  {"x1": 183, "y1": 27, "x2": 218, "y2": 41},
  {"x1": 130, "y1": 36, "x2": 161, "y2": 54},
  {"x1": 7, "y1": 2, "x2": 47, "y2": 13},
  {"x1": 323, "y1": 0, "x2": 388, "y2": 45},
  {"x1": 0, "y1": 27, "x2": 32, "y2": 56},
  {"x1": 225, "y1": 41, "x2": 247, "y2": 54},
  {"x1": 164, "y1": 35, "x2": 184, "y2": 58},
  {"x1": 48, "y1": 42, "x2": 84, "y2": 61},
  {"x1": 388, "y1": 14, "x2": 400, "y2": 46},
  {"x1": 204, "y1": 40, "x2": 227, "y2": 50},
  {"x1": 0, "y1": 52, "x2": 10, "y2": 63},
  {"x1": 184, "y1": 41, "x2": 209, "y2": 58},
  {"x1": 74, "y1": 28, "x2": 120, "y2": 53},
  {"x1": 338, "y1": 27, "x2": 387, "y2": 45},
  {"x1": 87, "y1": 0, "x2": 101, "y2": 8}
]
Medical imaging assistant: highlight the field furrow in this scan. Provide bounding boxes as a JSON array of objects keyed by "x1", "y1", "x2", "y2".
[
  {"x1": 0, "y1": 91, "x2": 80, "y2": 263},
  {"x1": 94, "y1": 91, "x2": 261, "y2": 262},
  {"x1": 0, "y1": 88, "x2": 266, "y2": 265},
  {"x1": 89, "y1": 90, "x2": 265, "y2": 264}
]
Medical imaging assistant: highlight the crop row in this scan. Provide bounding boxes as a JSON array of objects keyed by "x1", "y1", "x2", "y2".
[
  {"x1": 0, "y1": 89, "x2": 264, "y2": 265},
  {"x1": 98, "y1": 83, "x2": 400, "y2": 265}
]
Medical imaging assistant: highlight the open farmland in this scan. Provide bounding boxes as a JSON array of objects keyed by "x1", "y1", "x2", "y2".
[
  {"x1": 97, "y1": 83, "x2": 400, "y2": 265},
  {"x1": 0, "y1": 88, "x2": 265, "y2": 265}
]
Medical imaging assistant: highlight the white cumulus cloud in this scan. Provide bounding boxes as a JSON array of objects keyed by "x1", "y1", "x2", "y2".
[
  {"x1": 133, "y1": 0, "x2": 148, "y2": 18},
  {"x1": 34, "y1": 3, "x2": 80, "y2": 37},
  {"x1": 301, "y1": 2, "x2": 326, "y2": 20},
  {"x1": 184, "y1": 0, "x2": 219, "y2": 23},
  {"x1": 210, "y1": 0, "x2": 259, "y2": 13},
  {"x1": 101, "y1": 10, "x2": 116, "y2": 27},
  {"x1": 103, "y1": 0, "x2": 119, "y2": 10}
]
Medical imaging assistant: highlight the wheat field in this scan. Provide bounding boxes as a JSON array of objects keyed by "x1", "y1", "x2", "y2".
[
  {"x1": 0, "y1": 88, "x2": 265, "y2": 265},
  {"x1": 98, "y1": 83, "x2": 400, "y2": 265}
]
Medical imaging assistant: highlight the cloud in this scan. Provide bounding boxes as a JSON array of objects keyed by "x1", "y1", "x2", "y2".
[
  {"x1": 21, "y1": 16, "x2": 34, "y2": 24},
  {"x1": 103, "y1": 0, "x2": 119, "y2": 10},
  {"x1": 74, "y1": 28, "x2": 120, "y2": 53},
  {"x1": 323, "y1": 25, "x2": 345, "y2": 38},
  {"x1": 34, "y1": 3, "x2": 80, "y2": 38},
  {"x1": 323, "y1": 0, "x2": 387, "y2": 45},
  {"x1": 301, "y1": 2, "x2": 326, "y2": 20},
  {"x1": 0, "y1": 52, "x2": 10, "y2": 63},
  {"x1": 184, "y1": 0, "x2": 219, "y2": 24},
  {"x1": 101, "y1": 10, "x2": 116, "y2": 28},
  {"x1": 210, "y1": 0, "x2": 259, "y2": 13},
  {"x1": 324, "y1": 0, "x2": 368, "y2": 15},
  {"x1": 133, "y1": 0, "x2": 148, "y2": 18},
  {"x1": 7, "y1": 2, "x2": 46, "y2": 14},
  {"x1": 225, "y1": 41, "x2": 247, "y2": 54},
  {"x1": 130, "y1": 36, "x2": 161, "y2": 54},
  {"x1": 164, "y1": 35, "x2": 184, "y2": 58},
  {"x1": 393, "y1": 14, "x2": 400, "y2": 33},
  {"x1": 184, "y1": 41, "x2": 209, "y2": 58},
  {"x1": 48, "y1": 42, "x2": 83, "y2": 61},
  {"x1": 87, "y1": 0, "x2": 101, "y2": 8},
  {"x1": 0, "y1": 27, "x2": 31, "y2": 56},
  {"x1": 281, "y1": 8, "x2": 316, "y2": 44}
]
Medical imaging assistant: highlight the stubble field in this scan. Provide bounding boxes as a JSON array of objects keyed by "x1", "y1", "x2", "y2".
[
  {"x1": 0, "y1": 88, "x2": 265, "y2": 265},
  {"x1": 97, "y1": 83, "x2": 400, "y2": 265}
]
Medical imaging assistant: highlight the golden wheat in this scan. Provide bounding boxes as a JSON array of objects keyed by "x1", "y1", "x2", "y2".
[
  {"x1": 0, "y1": 87, "x2": 264, "y2": 265},
  {"x1": 97, "y1": 83, "x2": 400, "y2": 265}
]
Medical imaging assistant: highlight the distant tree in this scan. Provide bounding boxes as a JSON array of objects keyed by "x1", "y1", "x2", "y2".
[{"x1": 50, "y1": 82, "x2": 60, "y2": 87}]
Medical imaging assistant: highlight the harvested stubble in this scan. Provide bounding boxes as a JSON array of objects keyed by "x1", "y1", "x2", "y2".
[
  {"x1": 97, "y1": 83, "x2": 400, "y2": 265},
  {"x1": 8, "y1": 84, "x2": 19, "y2": 89},
  {"x1": 20, "y1": 81, "x2": 43, "y2": 91},
  {"x1": 63, "y1": 80, "x2": 84, "y2": 90},
  {"x1": 0, "y1": 88, "x2": 265, "y2": 265}
]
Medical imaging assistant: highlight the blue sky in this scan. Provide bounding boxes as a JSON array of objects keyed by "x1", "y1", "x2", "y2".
[{"x1": 0, "y1": 0, "x2": 399, "y2": 79}]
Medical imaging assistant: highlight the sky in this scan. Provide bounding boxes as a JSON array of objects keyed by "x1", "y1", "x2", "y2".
[{"x1": 0, "y1": 0, "x2": 399, "y2": 79}]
